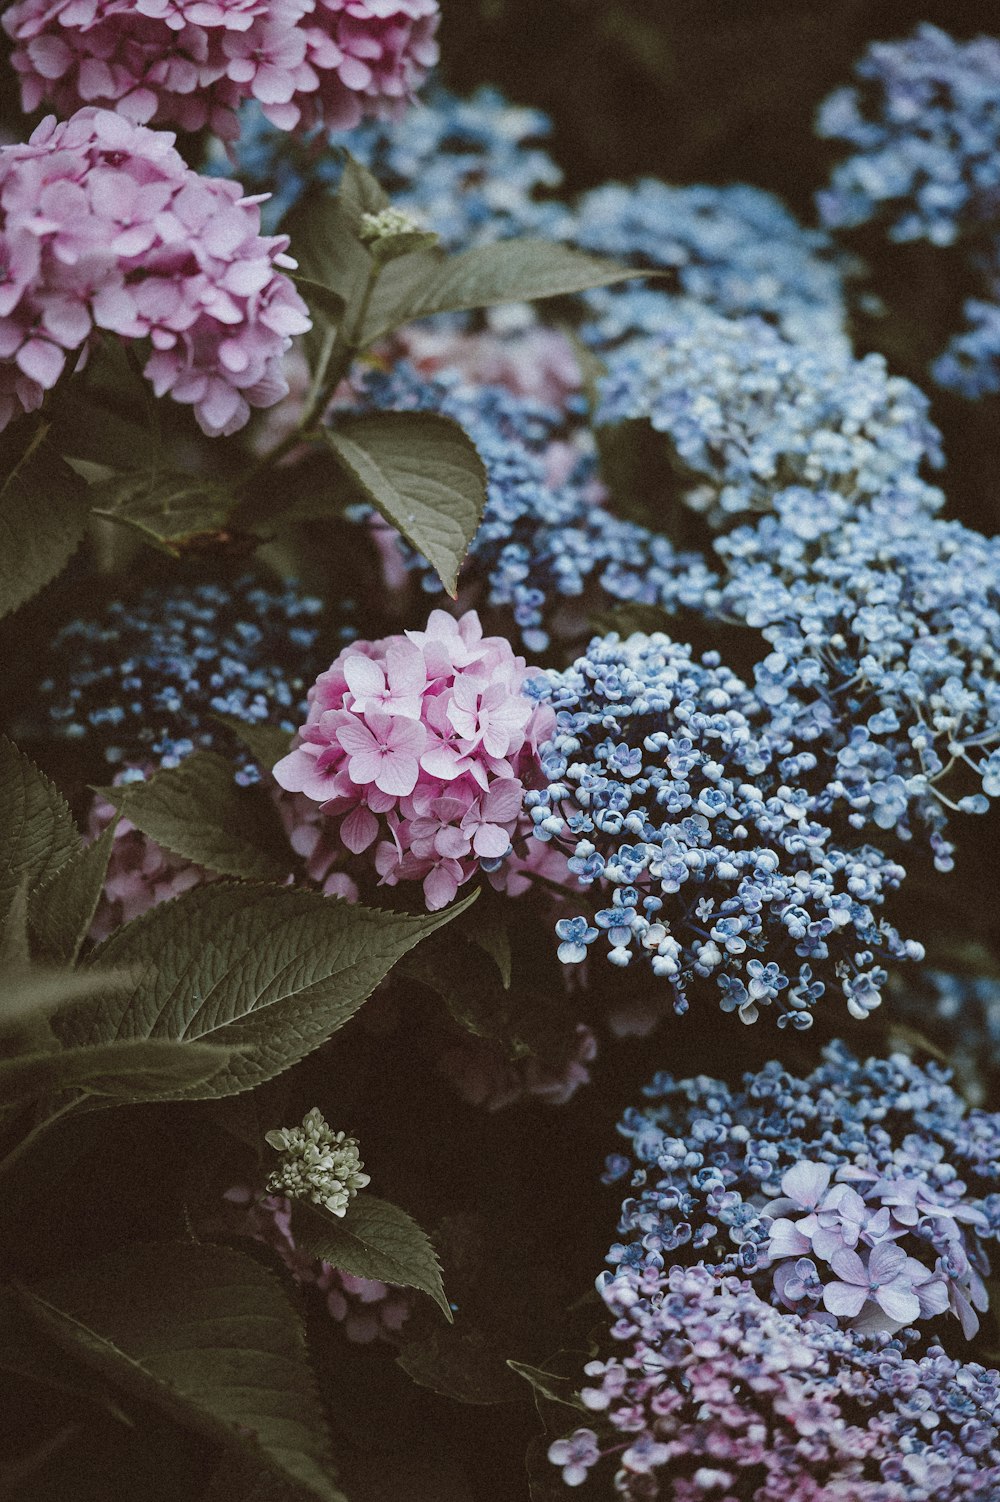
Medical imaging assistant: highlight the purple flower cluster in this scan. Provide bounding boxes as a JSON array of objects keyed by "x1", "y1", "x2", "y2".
[
  {"x1": 604, "y1": 1047, "x2": 1000, "y2": 1335},
  {"x1": 551, "y1": 1263, "x2": 1000, "y2": 1500},
  {"x1": 524, "y1": 631, "x2": 921, "y2": 1026},
  {"x1": 3, "y1": 0, "x2": 439, "y2": 141},
  {"x1": 0, "y1": 108, "x2": 310, "y2": 435},
  {"x1": 549, "y1": 1049, "x2": 1000, "y2": 1497}
]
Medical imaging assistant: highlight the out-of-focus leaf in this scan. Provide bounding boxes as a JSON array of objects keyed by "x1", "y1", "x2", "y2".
[
  {"x1": 29, "y1": 822, "x2": 117, "y2": 965},
  {"x1": 0, "y1": 426, "x2": 89, "y2": 620},
  {"x1": 88, "y1": 471, "x2": 241, "y2": 556},
  {"x1": 21, "y1": 1242, "x2": 346, "y2": 1501},
  {"x1": 0, "y1": 738, "x2": 80, "y2": 937},
  {"x1": 396, "y1": 1326, "x2": 524, "y2": 1406},
  {"x1": 0, "y1": 1037, "x2": 237, "y2": 1105}
]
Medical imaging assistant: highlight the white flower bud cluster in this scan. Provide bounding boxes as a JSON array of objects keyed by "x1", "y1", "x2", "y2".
[{"x1": 265, "y1": 1108, "x2": 370, "y2": 1219}]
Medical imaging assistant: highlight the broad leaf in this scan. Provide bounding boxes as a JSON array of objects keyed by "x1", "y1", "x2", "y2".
[
  {"x1": 397, "y1": 1327, "x2": 524, "y2": 1405},
  {"x1": 22, "y1": 1242, "x2": 346, "y2": 1502},
  {"x1": 0, "y1": 966, "x2": 135, "y2": 1037},
  {"x1": 99, "y1": 753, "x2": 290, "y2": 881},
  {"x1": 282, "y1": 188, "x2": 371, "y2": 318},
  {"x1": 0, "y1": 425, "x2": 88, "y2": 620},
  {"x1": 507, "y1": 1361, "x2": 586, "y2": 1411},
  {"x1": 337, "y1": 153, "x2": 390, "y2": 225},
  {"x1": 59, "y1": 883, "x2": 477, "y2": 1098},
  {"x1": 0, "y1": 1037, "x2": 237, "y2": 1105},
  {"x1": 88, "y1": 471, "x2": 239, "y2": 556},
  {"x1": 361, "y1": 240, "x2": 643, "y2": 344},
  {"x1": 325, "y1": 411, "x2": 486, "y2": 596},
  {"x1": 293, "y1": 1196, "x2": 450, "y2": 1320},
  {"x1": 29, "y1": 821, "x2": 117, "y2": 965},
  {"x1": 212, "y1": 717, "x2": 293, "y2": 775},
  {"x1": 0, "y1": 738, "x2": 80, "y2": 936}
]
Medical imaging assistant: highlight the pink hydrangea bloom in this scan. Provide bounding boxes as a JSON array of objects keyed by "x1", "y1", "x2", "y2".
[
  {"x1": 273, "y1": 609, "x2": 554, "y2": 911},
  {"x1": 222, "y1": 1187, "x2": 411, "y2": 1343},
  {"x1": 3, "y1": 0, "x2": 439, "y2": 139},
  {"x1": 87, "y1": 787, "x2": 211, "y2": 941},
  {"x1": 0, "y1": 108, "x2": 310, "y2": 435}
]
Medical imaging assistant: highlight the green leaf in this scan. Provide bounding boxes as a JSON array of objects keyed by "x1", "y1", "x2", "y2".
[
  {"x1": 291, "y1": 276, "x2": 348, "y2": 329},
  {"x1": 98, "y1": 752, "x2": 290, "y2": 881},
  {"x1": 21, "y1": 1242, "x2": 346, "y2": 1502},
  {"x1": 0, "y1": 425, "x2": 89, "y2": 620},
  {"x1": 325, "y1": 411, "x2": 486, "y2": 596},
  {"x1": 282, "y1": 188, "x2": 371, "y2": 319},
  {"x1": 88, "y1": 471, "x2": 240, "y2": 556},
  {"x1": 402, "y1": 935, "x2": 519, "y2": 1051},
  {"x1": 29, "y1": 821, "x2": 117, "y2": 965},
  {"x1": 396, "y1": 1327, "x2": 524, "y2": 1405},
  {"x1": 212, "y1": 717, "x2": 293, "y2": 774},
  {"x1": 337, "y1": 153, "x2": 390, "y2": 225},
  {"x1": 293, "y1": 1196, "x2": 450, "y2": 1320},
  {"x1": 0, "y1": 1038, "x2": 237, "y2": 1105},
  {"x1": 0, "y1": 966, "x2": 136, "y2": 1038},
  {"x1": 361, "y1": 239, "x2": 643, "y2": 345},
  {"x1": 60, "y1": 883, "x2": 477, "y2": 1098},
  {"x1": 366, "y1": 230, "x2": 440, "y2": 267},
  {"x1": 465, "y1": 895, "x2": 512, "y2": 989},
  {"x1": 0, "y1": 738, "x2": 80, "y2": 936}
]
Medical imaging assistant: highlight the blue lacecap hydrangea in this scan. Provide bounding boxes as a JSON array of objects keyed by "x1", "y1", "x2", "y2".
[
  {"x1": 35, "y1": 576, "x2": 345, "y2": 783},
  {"x1": 219, "y1": 85, "x2": 566, "y2": 244},
  {"x1": 524, "y1": 630, "x2": 923, "y2": 1025}
]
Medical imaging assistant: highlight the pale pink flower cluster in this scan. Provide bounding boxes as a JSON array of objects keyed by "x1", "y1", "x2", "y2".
[
  {"x1": 3, "y1": 0, "x2": 439, "y2": 141},
  {"x1": 0, "y1": 108, "x2": 311, "y2": 435},
  {"x1": 395, "y1": 323, "x2": 583, "y2": 412},
  {"x1": 222, "y1": 1187, "x2": 411, "y2": 1343},
  {"x1": 273, "y1": 610, "x2": 554, "y2": 911},
  {"x1": 87, "y1": 789, "x2": 210, "y2": 942}
]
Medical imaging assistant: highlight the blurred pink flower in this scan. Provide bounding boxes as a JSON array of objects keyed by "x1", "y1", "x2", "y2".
[{"x1": 3, "y1": 0, "x2": 439, "y2": 138}]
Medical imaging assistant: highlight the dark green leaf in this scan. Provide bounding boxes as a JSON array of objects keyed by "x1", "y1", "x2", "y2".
[
  {"x1": 465, "y1": 896, "x2": 512, "y2": 989},
  {"x1": 99, "y1": 752, "x2": 290, "y2": 881},
  {"x1": 0, "y1": 738, "x2": 80, "y2": 936},
  {"x1": 0, "y1": 425, "x2": 89, "y2": 620},
  {"x1": 361, "y1": 240, "x2": 643, "y2": 344},
  {"x1": 89, "y1": 471, "x2": 237, "y2": 555},
  {"x1": 29, "y1": 821, "x2": 117, "y2": 965},
  {"x1": 61, "y1": 883, "x2": 477, "y2": 1098},
  {"x1": 212, "y1": 717, "x2": 293, "y2": 775},
  {"x1": 325, "y1": 411, "x2": 486, "y2": 596},
  {"x1": 282, "y1": 188, "x2": 371, "y2": 316},
  {"x1": 402, "y1": 935, "x2": 518, "y2": 1050},
  {"x1": 291, "y1": 276, "x2": 347, "y2": 329},
  {"x1": 396, "y1": 1327, "x2": 524, "y2": 1405},
  {"x1": 21, "y1": 1242, "x2": 346, "y2": 1502},
  {"x1": 338, "y1": 154, "x2": 390, "y2": 224},
  {"x1": 293, "y1": 1196, "x2": 450, "y2": 1320},
  {"x1": 366, "y1": 230, "x2": 441, "y2": 267},
  {"x1": 0, "y1": 1037, "x2": 237, "y2": 1105},
  {"x1": 0, "y1": 966, "x2": 135, "y2": 1037},
  {"x1": 0, "y1": 877, "x2": 31, "y2": 972}
]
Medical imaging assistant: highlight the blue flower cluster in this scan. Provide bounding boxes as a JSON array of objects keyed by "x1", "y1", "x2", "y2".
[
  {"x1": 715, "y1": 490, "x2": 1000, "y2": 859},
  {"x1": 817, "y1": 24, "x2": 1000, "y2": 248},
  {"x1": 347, "y1": 362, "x2": 714, "y2": 651},
  {"x1": 570, "y1": 179, "x2": 851, "y2": 350},
  {"x1": 596, "y1": 302, "x2": 944, "y2": 527},
  {"x1": 818, "y1": 24, "x2": 1000, "y2": 398},
  {"x1": 35, "y1": 577, "x2": 339, "y2": 782},
  {"x1": 524, "y1": 631, "x2": 921, "y2": 1025},
  {"x1": 604, "y1": 1044, "x2": 999, "y2": 1328},
  {"x1": 223, "y1": 86, "x2": 565, "y2": 244}
]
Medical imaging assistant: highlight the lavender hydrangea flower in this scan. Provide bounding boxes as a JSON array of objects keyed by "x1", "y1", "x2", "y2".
[
  {"x1": 524, "y1": 631, "x2": 921, "y2": 1025},
  {"x1": 606, "y1": 1046, "x2": 999, "y2": 1336}
]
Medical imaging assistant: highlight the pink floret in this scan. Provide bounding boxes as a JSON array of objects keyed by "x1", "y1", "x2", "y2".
[
  {"x1": 274, "y1": 609, "x2": 553, "y2": 911},
  {"x1": 3, "y1": 0, "x2": 439, "y2": 139},
  {"x1": 0, "y1": 107, "x2": 310, "y2": 435}
]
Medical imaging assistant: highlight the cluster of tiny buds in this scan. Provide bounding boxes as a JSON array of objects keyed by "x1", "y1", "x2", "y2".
[{"x1": 264, "y1": 1108, "x2": 370, "y2": 1219}]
